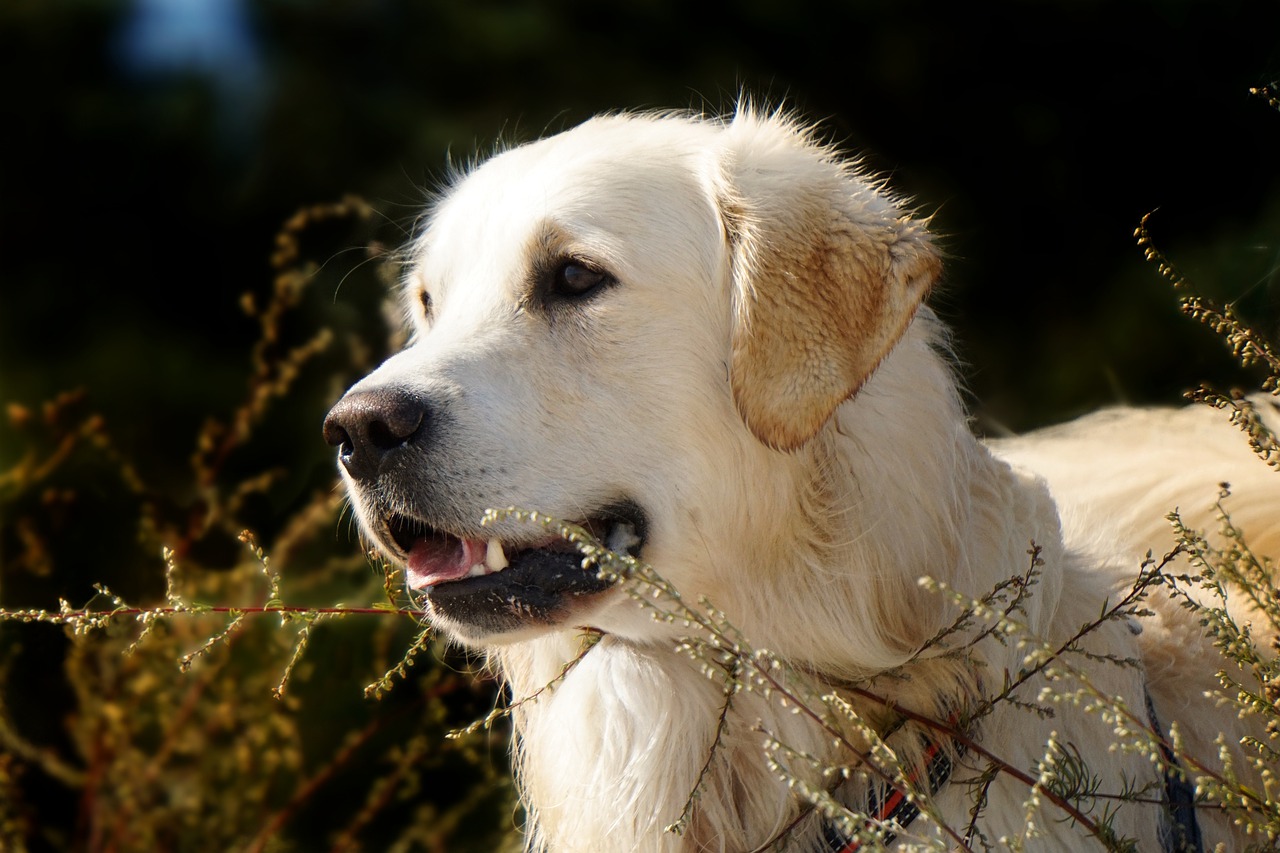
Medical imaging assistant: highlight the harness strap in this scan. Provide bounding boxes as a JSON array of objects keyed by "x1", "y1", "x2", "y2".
[
  {"x1": 822, "y1": 724, "x2": 962, "y2": 852},
  {"x1": 821, "y1": 692, "x2": 1203, "y2": 852},
  {"x1": 1145, "y1": 692, "x2": 1204, "y2": 853}
]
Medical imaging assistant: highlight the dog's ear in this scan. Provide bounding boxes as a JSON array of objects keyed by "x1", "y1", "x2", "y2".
[{"x1": 715, "y1": 111, "x2": 941, "y2": 451}]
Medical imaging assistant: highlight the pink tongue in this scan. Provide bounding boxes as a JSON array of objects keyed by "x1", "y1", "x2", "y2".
[{"x1": 406, "y1": 536, "x2": 486, "y2": 589}]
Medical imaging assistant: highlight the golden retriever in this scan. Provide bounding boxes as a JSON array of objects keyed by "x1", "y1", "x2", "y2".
[{"x1": 323, "y1": 108, "x2": 1280, "y2": 851}]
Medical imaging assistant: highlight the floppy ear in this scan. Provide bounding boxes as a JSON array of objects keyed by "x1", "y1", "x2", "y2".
[{"x1": 716, "y1": 111, "x2": 941, "y2": 451}]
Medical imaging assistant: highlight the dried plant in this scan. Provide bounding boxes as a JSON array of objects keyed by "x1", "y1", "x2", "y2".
[
  {"x1": 2, "y1": 89, "x2": 1278, "y2": 851},
  {"x1": 0, "y1": 200, "x2": 513, "y2": 852}
]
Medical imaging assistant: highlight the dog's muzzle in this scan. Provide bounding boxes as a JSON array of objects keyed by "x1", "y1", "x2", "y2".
[{"x1": 324, "y1": 386, "x2": 647, "y2": 637}]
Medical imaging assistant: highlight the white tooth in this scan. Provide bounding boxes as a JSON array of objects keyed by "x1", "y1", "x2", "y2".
[
  {"x1": 606, "y1": 522, "x2": 640, "y2": 553},
  {"x1": 485, "y1": 539, "x2": 509, "y2": 571},
  {"x1": 465, "y1": 563, "x2": 486, "y2": 578}
]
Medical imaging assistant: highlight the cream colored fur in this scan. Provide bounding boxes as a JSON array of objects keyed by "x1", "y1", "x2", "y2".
[{"x1": 335, "y1": 108, "x2": 1279, "y2": 851}]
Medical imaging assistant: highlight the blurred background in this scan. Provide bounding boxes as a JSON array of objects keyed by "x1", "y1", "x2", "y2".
[{"x1": 1, "y1": 1, "x2": 1278, "y2": 850}]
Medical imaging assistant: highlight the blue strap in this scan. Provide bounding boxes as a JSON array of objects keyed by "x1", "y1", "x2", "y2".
[
  {"x1": 1146, "y1": 692, "x2": 1204, "y2": 853},
  {"x1": 822, "y1": 693, "x2": 1204, "y2": 852}
]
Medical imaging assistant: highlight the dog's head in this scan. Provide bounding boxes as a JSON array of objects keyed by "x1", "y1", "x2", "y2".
[{"x1": 323, "y1": 109, "x2": 940, "y2": 646}]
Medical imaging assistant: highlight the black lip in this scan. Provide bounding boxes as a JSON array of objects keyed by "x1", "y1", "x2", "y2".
[
  {"x1": 409, "y1": 499, "x2": 648, "y2": 636},
  {"x1": 385, "y1": 512, "x2": 431, "y2": 558},
  {"x1": 424, "y1": 546, "x2": 616, "y2": 629}
]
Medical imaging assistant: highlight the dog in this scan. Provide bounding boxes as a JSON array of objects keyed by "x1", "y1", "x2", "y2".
[{"x1": 323, "y1": 107, "x2": 1280, "y2": 851}]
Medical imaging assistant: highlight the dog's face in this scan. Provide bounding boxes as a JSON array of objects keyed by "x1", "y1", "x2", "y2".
[{"x1": 324, "y1": 112, "x2": 939, "y2": 647}]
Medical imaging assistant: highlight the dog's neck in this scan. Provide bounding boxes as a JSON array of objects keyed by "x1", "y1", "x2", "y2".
[
  {"x1": 827, "y1": 318, "x2": 1067, "y2": 669},
  {"x1": 492, "y1": 316, "x2": 1069, "y2": 851},
  {"x1": 496, "y1": 636, "x2": 986, "y2": 851},
  {"x1": 693, "y1": 313, "x2": 1068, "y2": 677}
]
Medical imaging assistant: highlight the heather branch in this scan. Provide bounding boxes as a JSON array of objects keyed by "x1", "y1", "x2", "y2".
[
  {"x1": 446, "y1": 628, "x2": 603, "y2": 737},
  {"x1": 2, "y1": 601, "x2": 429, "y2": 627},
  {"x1": 1251, "y1": 85, "x2": 1280, "y2": 112}
]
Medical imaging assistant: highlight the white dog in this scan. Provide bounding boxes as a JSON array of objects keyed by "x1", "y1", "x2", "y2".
[{"x1": 324, "y1": 108, "x2": 1279, "y2": 851}]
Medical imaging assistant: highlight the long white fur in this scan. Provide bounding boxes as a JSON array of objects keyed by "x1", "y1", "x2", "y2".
[{"x1": 339, "y1": 108, "x2": 1279, "y2": 851}]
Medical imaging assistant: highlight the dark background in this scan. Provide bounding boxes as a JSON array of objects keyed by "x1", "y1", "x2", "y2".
[
  {"x1": 4, "y1": 1, "x2": 1280, "y2": 481},
  {"x1": 1, "y1": 1, "x2": 1278, "y2": 850}
]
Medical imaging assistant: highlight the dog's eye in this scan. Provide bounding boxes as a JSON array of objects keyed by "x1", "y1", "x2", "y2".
[{"x1": 552, "y1": 261, "x2": 610, "y2": 299}]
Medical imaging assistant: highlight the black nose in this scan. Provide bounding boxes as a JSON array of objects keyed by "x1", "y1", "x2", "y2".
[{"x1": 323, "y1": 388, "x2": 428, "y2": 481}]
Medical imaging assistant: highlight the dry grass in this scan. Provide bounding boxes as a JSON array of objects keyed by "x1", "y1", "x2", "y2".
[{"x1": 1, "y1": 89, "x2": 1277, "y2": 850}]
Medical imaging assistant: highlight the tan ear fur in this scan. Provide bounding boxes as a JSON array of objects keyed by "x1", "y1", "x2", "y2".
[{"x1": 718, "y1": 112, "x2": 940, "y2": 451}]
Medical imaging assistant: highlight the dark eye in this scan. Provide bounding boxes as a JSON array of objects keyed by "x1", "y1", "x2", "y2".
[
  {"x1": 418, "y1": 289, "x2": 432, "y2": 318},
  {"x1": 552, "y1": 261, "x2": 610, "y2": 299}
]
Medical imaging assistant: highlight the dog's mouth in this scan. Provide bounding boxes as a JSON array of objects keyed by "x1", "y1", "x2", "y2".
[
  {"x1": 377, "y1": 501, "x2": 647, "y2": 637},
  {"x1": 385, "y1": 508, "x2": 645, "y2": 589}
]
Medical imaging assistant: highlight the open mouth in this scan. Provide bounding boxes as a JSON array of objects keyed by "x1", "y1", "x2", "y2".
[
  {"x1": 380, "y1": 500, "x2": 647, "y2": 593},
  {"x1": 377, "y1": 502, "x2": 647, "y2": 636}
]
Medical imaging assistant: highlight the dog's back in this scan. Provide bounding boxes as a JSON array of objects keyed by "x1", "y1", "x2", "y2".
[
  {"x1": 995, "y1": 395, "x2": 1280, "y2": 850},
  {"x1": 993, "y1": 395, "x2": 1280, "y2": 560}
]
